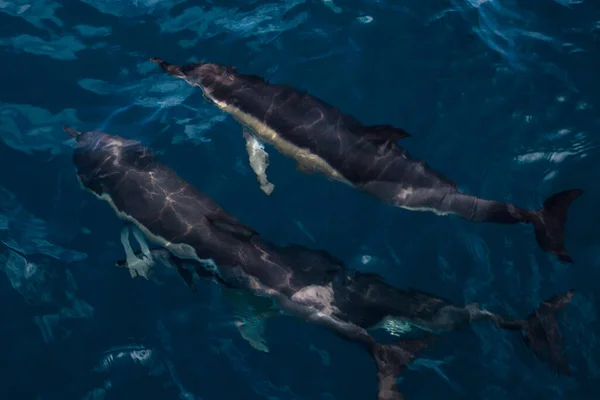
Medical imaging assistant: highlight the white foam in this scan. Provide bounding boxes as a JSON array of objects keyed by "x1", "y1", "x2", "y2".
[
  {"x1": 377, "y1": 317, "x2": 413, "y2": 336},
  {"x1": 357, "y1": 15, "x2": 373, "y2": 24},
  {"x1": 515, "y1": 151, "x2": 575, "y2": 164}
]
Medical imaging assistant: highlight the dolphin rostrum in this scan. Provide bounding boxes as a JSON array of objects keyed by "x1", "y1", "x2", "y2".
[
  {"x1": 150, "y1": 57, "x2": 583, "y2": 263},
  {"x1": 66, "y1": 126, "x2": 576, "y2": 398}
]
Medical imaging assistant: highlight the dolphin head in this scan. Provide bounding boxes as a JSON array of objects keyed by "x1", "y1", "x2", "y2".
[
  {"x1": 150, "y1": 58, "x2": 238, "y2": 99},
  {"x1": 65, "y1": 127, "x2": 155, "y2": 195},
  {"x1": 150, "y1": 57, "x2": 190, "y2": 79}
]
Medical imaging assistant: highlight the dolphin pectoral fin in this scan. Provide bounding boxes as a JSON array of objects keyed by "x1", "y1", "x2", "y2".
[
  {"x1": 119, "y1": 226, "x2": 138, "y2": 269},
  {"x1": 235, "y1": 318, "x2": 270, "y2": 353},
  {"x1": 131, "y1": 225, "x2": 152, "y2": 259},
  {"x1": 206, "y1": 213, "x2": 258, "y2": 241},
  {"x1": 118, "y1": 226, "x2": 153, "y2": 280},
  {"x1": 260, "y1": 182, "x2": 275, "y2": 196},
  {"x1": 243, "y1": 130, "x2": 275, "y2": 195},
  {"x1": 222, "y1": 288, "x2": 279, "y2": 353}
]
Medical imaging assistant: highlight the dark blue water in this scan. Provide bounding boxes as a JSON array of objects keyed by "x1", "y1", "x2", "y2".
[{"x1": 1, "y1": 0, "x2": 599, "y2": 399}]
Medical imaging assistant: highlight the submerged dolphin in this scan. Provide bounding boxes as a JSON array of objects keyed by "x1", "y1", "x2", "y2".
[
  {"x1": 66, "y1": 126, "x2": 576, "y2": 398},
  {"x1": 150, "y1": 58, "x2": 583, "y2": 263}
]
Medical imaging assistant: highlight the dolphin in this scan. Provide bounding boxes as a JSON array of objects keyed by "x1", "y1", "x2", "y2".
[
  {"x1": 150, "y1": 58, "x2": 584, "y2": 263},
  {"x1": 65, "y1": 126, "x2": 576, "y2": 398}
]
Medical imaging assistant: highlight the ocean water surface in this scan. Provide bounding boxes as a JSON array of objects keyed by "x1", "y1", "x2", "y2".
[{"x1": 1, "y1": 0, "x2": 600, "y2": 399}]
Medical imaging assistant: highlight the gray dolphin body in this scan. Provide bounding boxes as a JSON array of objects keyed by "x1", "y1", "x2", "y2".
[
  {"x1": 66, "y1": 126, "x2": 575, "y2": 398},
  {"x1": 150, "y1": 58, "x2": 583, "y2": 263}
]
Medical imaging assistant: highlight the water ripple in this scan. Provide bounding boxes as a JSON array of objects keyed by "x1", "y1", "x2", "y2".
[{"x1": 0, "y1": 34, "x2": 85, "y2": 60}]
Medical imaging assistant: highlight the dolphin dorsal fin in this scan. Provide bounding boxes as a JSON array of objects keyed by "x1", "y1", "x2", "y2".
[
  {"x1": 206, "y1": 214, "x2": 258, "y2": 241},
  {"x1": 358, "y1": 124, "x2": 412, "y2": 144}
]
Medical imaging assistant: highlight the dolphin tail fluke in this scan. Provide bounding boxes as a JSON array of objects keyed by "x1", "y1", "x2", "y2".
[
  {"x1": 531, "y1": 189, "x2": 583, "y2": 263},
  {"x1": 496, "y1": 290, "x2": 575, "y2": 376},
  {"x1": 371, "y1": 336, "x2": 433, "y2": 400},
  {"x1": 523, "y1": 289, "x2": 575, "y2": 376}
]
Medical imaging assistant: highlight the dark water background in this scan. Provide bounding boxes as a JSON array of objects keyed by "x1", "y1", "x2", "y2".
[{"x1": 1, "y1": 0, "x2": 600, "y2": 399}]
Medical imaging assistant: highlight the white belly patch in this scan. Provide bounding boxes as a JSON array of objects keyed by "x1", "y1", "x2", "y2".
[
  {"x1": 208, "y1": 96, "x2": 352, "y2": 186},
  {"x1": 290, "y1": 284, "x2": 338, "y2": 315}
]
